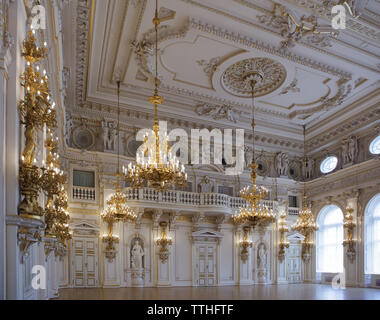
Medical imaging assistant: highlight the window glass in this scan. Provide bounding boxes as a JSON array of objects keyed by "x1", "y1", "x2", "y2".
[
  {"x1": 316, "y1": 205, "x2": 343, "y2": 273},
  {"x1": 73, "y1": 170, "x2": 95, "y2": 188},
  {"x1": 365, "y1": 194, "x2": 380, "y2": 274},
  {"x1": 320, "y1": 156, "x2": 338, "y2": 174},
  {"x1": 369, "y1": 136, "x2": 380, "y2": 155}
]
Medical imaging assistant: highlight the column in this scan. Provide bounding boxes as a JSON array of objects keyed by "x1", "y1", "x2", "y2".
[
  {"x1": 0, "y1": 0, "x2": 13, "y2": 299},
  {"x1": 5, "y1": 0, "x2": 26, "y2": 300}
]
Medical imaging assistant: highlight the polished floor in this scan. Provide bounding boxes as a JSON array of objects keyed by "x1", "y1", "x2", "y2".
[{"x1": 56, "y1": 284, "x2": 380, "y2": 300}]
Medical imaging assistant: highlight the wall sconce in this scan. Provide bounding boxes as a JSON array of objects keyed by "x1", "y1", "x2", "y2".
[
  {"x1": 102, "y1": 233, "x2": 120, "y2": 263},
  {"x1": 101, "y1": 209, "x2": 120, "y2": 263},
  {"x1": 301, "y1": 241, "x2": 314, "y2": 263},
  {"x1": 343, "y1": 207, "x2": 356, "y2": 263},
  {"x1": 156, "y1": 221, "x2": 172, "y2": 263},
  {"x1": 240, "y1": 226, "x2": 252, "y2": 263},
  {"x1": 278, "y1": 210, "x2": 290, "y2": 262}
]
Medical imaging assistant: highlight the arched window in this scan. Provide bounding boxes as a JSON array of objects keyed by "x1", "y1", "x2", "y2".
[
  {"x1": 316, "y1": 205, "x2": 344, "y2": 273},
  {"x1": 364, "y1": 194, "x2": 380, "y2": 274}
]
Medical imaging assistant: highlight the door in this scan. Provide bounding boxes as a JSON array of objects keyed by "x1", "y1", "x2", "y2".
[
  {"x1": 287, "y1": 243, "x2": 301, "y2": 283},
  {"x1": 196, "y1": 243, "x2": 216, "y2": 286},
  {"x1": 72, "y1": 238, "x2": 98, "y2": 287}
]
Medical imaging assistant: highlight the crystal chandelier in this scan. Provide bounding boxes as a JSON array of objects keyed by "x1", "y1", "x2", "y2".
[
  {"x1": 233, "y1": 73, "x2": 276, "y2": 228},
  {"x1": 101, "y1": 81, "x2": 137, "y2": 247},
  {"x1": 291, "y1": 126, "x2": 318, "y2": 262},
  {"x1": 122, "y1": 0, "x2": 187, "y2": 190}
]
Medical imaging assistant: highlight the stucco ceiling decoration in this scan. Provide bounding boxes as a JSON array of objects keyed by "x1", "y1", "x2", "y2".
[
  {"x1": 62, "y1": 0, "x2": 380, "y2": 152},
  {"x1": 221, "y1": 57, "x2": 287, "y2": 97}
]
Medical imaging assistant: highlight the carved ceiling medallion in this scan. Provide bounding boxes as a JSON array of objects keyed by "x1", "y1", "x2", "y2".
[{"x1": 221, "y1": 58, "x2": 287, "y2": 97}]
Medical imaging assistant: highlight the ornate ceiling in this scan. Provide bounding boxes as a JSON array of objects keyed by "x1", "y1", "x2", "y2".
[{"x1": 61, "y1": 0, "x2": 380, "y2": 151}]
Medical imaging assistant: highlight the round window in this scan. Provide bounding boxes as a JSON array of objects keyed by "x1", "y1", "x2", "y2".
[
  {"x1": 369, "y1": 136, "x2": 380, "y2": 155},
  {"x1": 320, "y1": 156, "x2": 338, "y2": 174}
]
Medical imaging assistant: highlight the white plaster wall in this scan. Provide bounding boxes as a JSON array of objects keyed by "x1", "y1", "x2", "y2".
[
  {"x1": 219, "y1": 227, "x2": 234, "y2": 284},
  {"x1": 173, "y1": 224, "x2": 192, "y2": 286}
]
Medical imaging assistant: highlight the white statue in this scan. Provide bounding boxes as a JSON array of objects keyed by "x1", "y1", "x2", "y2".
[
  {"x1": 65, "y1": 112, "x2": 73, "y2": 147},
  {"x1": 244, "y1": 146, "x2": 253, "y2": 169},
  {"x1": 276, "y1": 152, "x2": 288, "y2": 176},
  {"x1": 131, "y1": 240, "x2": 144, "y2": 269},
  {"x1": 258, "y1": 244, "x2": 267, "y2": 269},
  {"x1": 198, "y1": 176, "x2": 213, "y2": 193},
  {"x1": 102, "y1": 120, "x2": 117, "y2": 151},
  {"x1": 348, "y1": 136, "x2": 358, "y2": 163},
  {"x1": 342, "y1": 141, "x2": 349, "y2": 164},
  {"x1": 342, "y1": 136, "x2": 358, "y2": 164},
  {"x1": 304, "y1": 157, "x2": 314, "y2": 180}
]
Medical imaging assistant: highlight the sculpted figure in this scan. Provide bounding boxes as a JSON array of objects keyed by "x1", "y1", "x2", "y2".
[
  {"x1": 348, "y1": 136, "x2": 358, "y2": 163},
  {"x1": 258, "y1": 244, "x2": 267, "y2": 269},
  {"x1": 304, "y1": 157, "x2": 315, "y2": 180},
  {"x1": 102, "y1": 121, "x2": 116, "y2": 151},
  {"x1": 276, "y1": 152, "x2": 288, "y2": 176},
  {"x1": 131, "y1": 240, "x2": 144, "y2": 269},
  {"x1": 198, "y1": 176, "x2": 213, "y2": 193}
]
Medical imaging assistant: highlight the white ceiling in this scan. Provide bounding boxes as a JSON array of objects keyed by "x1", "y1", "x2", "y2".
[{"x1": 62, "y1": 0, "x2": 380, "y2": 151}]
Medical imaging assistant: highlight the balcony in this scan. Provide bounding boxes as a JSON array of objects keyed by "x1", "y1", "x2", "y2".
[
  {"x1": 72, "y1": 186, "x2": 96, "y2": 202},
  {"x1": 124, "y1": 188, "x2": 298, "y2": 215}
]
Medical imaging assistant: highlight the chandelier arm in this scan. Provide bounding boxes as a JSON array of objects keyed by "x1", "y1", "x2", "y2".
[
  {"x1": 302, "y1": 125, "x2": 307, "y2": 210},
  {"x1": 154, "y1": 0, "x2": 160, "y2": 165},
  {"x1": 250, "y1": 81, "x2": 256, "y2": 164},
  {"x1": 116, "y1": 80, "x2": 121, "y2": 191}
]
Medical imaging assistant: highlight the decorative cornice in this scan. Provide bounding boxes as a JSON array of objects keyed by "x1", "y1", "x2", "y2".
[
  {"x1": 306, "y1": 103, "x2": 380, "y2": 152},
  {"x1": 75, "y1": 0, "x2": 92, "y2": 107},
  {"x1": 307, "y1": 159, "x2": 380, "y2": 199}
]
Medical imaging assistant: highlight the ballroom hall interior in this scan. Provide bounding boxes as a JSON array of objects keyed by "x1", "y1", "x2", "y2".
[{"x1": 1, "y1": 0, "x2": 380, "y2": 300}]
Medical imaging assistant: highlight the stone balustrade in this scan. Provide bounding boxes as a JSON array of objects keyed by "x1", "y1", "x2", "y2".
[
  {"x1": 72, "y1": 186, "x2": 96, "y2": 201},
  {"x1": 124, "y1": 187, "x2": 299, "y2": 215}
]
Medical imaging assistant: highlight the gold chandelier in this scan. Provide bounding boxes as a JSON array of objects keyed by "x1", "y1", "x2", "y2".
[
  {"x1": 122, "y1": 0, "x2": 187, "y2": 191},
  {"x1": 101, "y1": 81, "x2": 137, "y2": 260},
  {"x1": 291, "y1": 126, "x2": 318, "y2": 261},
  {"x1": 233, "y1": 73, "x2": 276, "y2": 228}
]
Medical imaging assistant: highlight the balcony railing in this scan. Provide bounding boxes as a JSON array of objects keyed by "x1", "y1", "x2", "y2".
[
  {"x1": 124, "y1": 188, "x2": 297, "y2": 214},
  {"x1": 72, "y1": 186, "x2": 96, "y2": 201},
  {"x1": 288, "y1": 207, "x2": 300, "y2": 215}
]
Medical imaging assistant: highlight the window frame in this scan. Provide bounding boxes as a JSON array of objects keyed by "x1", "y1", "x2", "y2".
[
  {"x1": 316, "y1": 205, "x2": 344, "y2": 273},
  {"x1": 364, "y1": 193, "x2": 380, "y2": 275}
]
